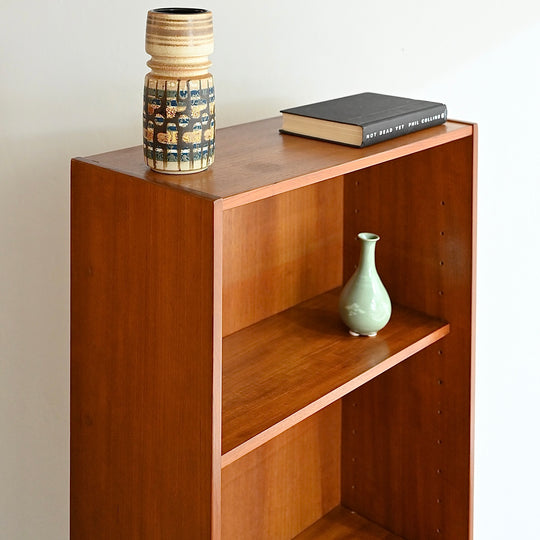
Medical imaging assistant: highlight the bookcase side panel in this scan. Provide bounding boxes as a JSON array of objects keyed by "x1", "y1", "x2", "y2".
[
  {"x1": 341, "y1": 137, "x2": 475, "y2": 539},
  {"x1": 221, "y1": 402, "x2": 341, "y2": 540},
  {"x1": 222, "y1": 177, "x2": 343, "y2": 336},
  {"x1": 71, "y1": 161, "x2": 219, "y2": 539}
]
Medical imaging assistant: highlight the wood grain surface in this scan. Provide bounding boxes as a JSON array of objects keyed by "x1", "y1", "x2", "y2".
[
  {"x1": 222, "y1": 403, "x2": 341, "y2": 540},
  {"x1": 222, "y1": 289, "x2": 449, "y2": 465},
  {"x1": 71, "y1": 160, "x2": 220, "y2": 539},
  {"x1": 341, "y1": 134, "x2": 476, "y2": 539},
  {"x1": 222, "y1": 178, "x2": 343, "y2": 335},
  {"x1": 293, "y1": 506, "x2": 404, "y2": 540},
  {"x1": 80, "y1": 118, "x2": 472, "y2": 207}
]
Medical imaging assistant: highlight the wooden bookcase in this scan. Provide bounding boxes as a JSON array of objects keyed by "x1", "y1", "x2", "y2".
[{"x1": 71, "y1": 117, "x2": 476, "y2": 539}]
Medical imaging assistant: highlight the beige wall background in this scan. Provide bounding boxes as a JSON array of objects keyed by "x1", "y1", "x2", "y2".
[{"x1": 1, "y1": 1, "x2": 539, "y2": 538}]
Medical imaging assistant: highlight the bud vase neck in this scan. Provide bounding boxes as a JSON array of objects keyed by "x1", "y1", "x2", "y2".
[{"x1": 356, "y1": 232, "x2": 379, "y2": 276}]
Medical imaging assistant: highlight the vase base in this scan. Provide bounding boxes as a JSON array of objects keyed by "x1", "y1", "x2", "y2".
[
  {"x1": 148, "y1": 165, "x2": 210, "y2": 175},
  {"x1": 349, "y1": 330, "x2": 377, "y2": 337}
]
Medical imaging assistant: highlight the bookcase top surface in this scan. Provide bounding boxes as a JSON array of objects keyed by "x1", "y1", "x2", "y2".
[{"x1": 78, "y1": 117, "x2": 472, "y2": 207}]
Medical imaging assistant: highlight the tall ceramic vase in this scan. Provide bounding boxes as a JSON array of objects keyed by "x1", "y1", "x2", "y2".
[
  {"x1": 339, "y1": 232, "x2": 392, "y2": 337},
  {"x1": 143, "y1": 8, "x2": 215, "y2": 174}
]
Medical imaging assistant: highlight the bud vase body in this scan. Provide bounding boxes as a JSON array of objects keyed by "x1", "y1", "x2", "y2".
[
  {"x1": 143, "y1": 8, "x2": 215, "y2": 174},
  {"x1": 339, "y1": 233, "x2": 392, "y2": 337}
]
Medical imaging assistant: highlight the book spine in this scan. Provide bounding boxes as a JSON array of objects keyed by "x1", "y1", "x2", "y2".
[{"x1": 361, "y1": 104, "x2": 447, "y2": 147}]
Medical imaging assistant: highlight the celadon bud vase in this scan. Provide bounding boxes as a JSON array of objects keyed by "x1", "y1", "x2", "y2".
[
  {"x1": 143, "y1": 8, "x2": 215, "y2": 174},
  {"x1": 339, "y1": 232, "x2": 392, "y2": 337}
]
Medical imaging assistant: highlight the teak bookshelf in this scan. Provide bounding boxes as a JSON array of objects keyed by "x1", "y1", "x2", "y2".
[{"x1": 71, "y1": 117, "x2": 476, "y2": 539}]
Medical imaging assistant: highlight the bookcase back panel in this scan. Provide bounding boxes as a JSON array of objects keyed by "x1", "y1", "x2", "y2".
[
  {"x1": 341, "y1": 136, "x2": 475, "y2": 539},
  {"x1": 342, "y1": 351, "x2": 446, "y2": 537},
  {"x1": 221, "y1": 402, "x2": 341, "y2": 540},
  {"x1": 342, "y1": 138, "x2": 474, "y2": 321},
  {"x1": 222, "y1": 177, "x2": 343, "y2": 336}
]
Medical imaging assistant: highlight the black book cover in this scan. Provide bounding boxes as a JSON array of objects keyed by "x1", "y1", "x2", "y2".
[{"x1": 280, "y1": 92, "x2": 447, "y2": 147}]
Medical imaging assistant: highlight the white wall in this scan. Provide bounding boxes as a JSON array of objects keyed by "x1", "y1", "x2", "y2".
[{"x1": 1, "y1": 1, "x2": 539, "y2": 538}]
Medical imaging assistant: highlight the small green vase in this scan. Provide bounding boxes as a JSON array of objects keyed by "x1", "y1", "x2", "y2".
[{"x1": 339, "y1": 232, "x2": 392, "y2": 337}]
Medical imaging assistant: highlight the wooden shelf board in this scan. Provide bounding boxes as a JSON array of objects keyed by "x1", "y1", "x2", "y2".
[
  {"x1": 293, "y1": 506, "x2": 404, "y2": 539},
  {"x1": 221, "y1": 289, "x2": 449, "y2": 466},
  {"x1": 78, "y1": 118, "x2": 472, "y2": 207}
]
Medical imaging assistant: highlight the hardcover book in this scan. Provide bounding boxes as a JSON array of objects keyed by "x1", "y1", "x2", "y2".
[{"x1": 280, "y1": 92, "x2": 447, "y2": 148}]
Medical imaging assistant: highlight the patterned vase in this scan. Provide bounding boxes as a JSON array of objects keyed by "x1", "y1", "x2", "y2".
[
  {"x1": 143, "y1": 8, "x2": 215, "y2": 174},
  {"x1": 339, "y1": 232, "x2": 392, "y2": 337}
]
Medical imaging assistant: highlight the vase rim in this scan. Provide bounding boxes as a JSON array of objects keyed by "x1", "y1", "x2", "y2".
[
  {"x1": 150, "y1": 7, "x2": 210, "y2": 15},
  {"x1": 357, "y1": 232, "x2": 380, "y2": 242}
]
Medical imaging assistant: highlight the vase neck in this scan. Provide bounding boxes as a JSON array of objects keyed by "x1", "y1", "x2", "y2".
[
  {"x1": 147, "y1": 56, "x2": 211, "y2": 78},
  {"x1": 356, "y1": 233, "x2": 379, "y2": 275}
]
